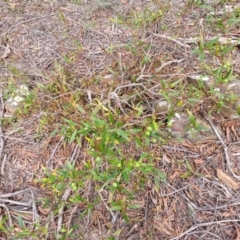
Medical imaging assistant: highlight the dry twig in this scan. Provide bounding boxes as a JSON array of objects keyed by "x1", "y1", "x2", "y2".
[
  {"x1": 0, "y1": 89, "x2": 4, "y2": 164},
  {"x1": 205, "y1": 117, "x2": 240, "y2": 181},
  {"x1": 155, "y1": 58, "x2": 185, "y2": 73},
  {"x1": 4, "y1": 13, "x2": 57, "y2": 37},
  {"x1": 46, "y1": 136, "x2": 64, "y2": 166},
  {"x1": 0, "y1": 187, "x2": 40, "y2": 225},
  {"x1": 171, "y1": 219, "x2": 240, "y2": 240},
  {"x1": 152, "y1": 33, "x2": 191, "y2": 49}
]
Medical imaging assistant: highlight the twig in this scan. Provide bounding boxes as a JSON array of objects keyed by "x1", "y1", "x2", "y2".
[
  {"x1": 83, "y1": 24, "x2": 110, "y2": 45},
  {"x1": 152, "y1": 33, "x2": 191, "y2": 49},
  {"x1": 4, "y1": 127, "x2": 24, "y2": 136},
  {"x1": 136, "y1": 40, "x2": 152, "y2": 82},
  {"x1": 201, "y1": 177, "x2": 231, "y2": 199},
  {"x1": 162, "y1": 145, "x2": 200, "y2": 157},
  {"x1": 56, "y1": 190, "x2": 71, "y2": 238},
  {"x1": 108, "y1": 92, "x2": 125, "y2": 113},
  {"x1": 190, "y1": 230, "x2": 223, "y2": 240},
  {"x1": 0, "y1": 154, "x2": 6, "y2": 175},
  {"x1": 114, "y1": 83, "x2": 160, "y2": 96},
  {"x1": 46, "y1": 136, "x2": 64, "y2": 165},
  {"x1": 56, "y1": 143, "x2": 81, "y2": 239},
  {"x1": 208, "y1": 4, "x2": 240, "y2": 16},
  {"x1": 160, "y1": 184, "x2": 190, "y2": 197},
  {"x1": 0, "y1": 188, "x2": 33, "y2": 198},
  {"x1": 155, "y1": 58, "x2": 185, "y2": 73},
  {"x1": 66, "y1": 205, "x2": 78, "y2": 231},
  {"x1": 205, "y1": 117, "x2": 240, "y2": 180},
  {"x1": 0, "y1": 198, "x2": 31, "y2": 206},
  {"x1": 171, "y1": 219, "x2": 240, "y2": 240},
  {"x1": 0, "y1": 187, "x2": 40, "y2": 226},
  {"x1": 126, "y1": 223, "x2": 139, "y2": 237},
  {"x1": 0, "y1": 89, "x2": 5, "y2": 163},
  {"x1": 118, "y1": 52, "x2": 124, "y2": 83},
  {"x1": 4, "y1": 13, "x2": 57, "y2": 37},
  {"x1": 0, "y1": 135, "x2": 37, "y2": 143},
  {"x1": 44, "y1": 89, "x2": 80, "y2": 101},
  {"x1": 135, "y1": 65, "x2": 146, "y2": 82},
  {"x1": 30, "y1": 189, "x2": 39, "y2": 223},
  {"x1": 0, "y1": 203, "x2": 13, "y2": 227},
  {"x1": 98, "y1": 190, "x2": 118, "y2": 225}
]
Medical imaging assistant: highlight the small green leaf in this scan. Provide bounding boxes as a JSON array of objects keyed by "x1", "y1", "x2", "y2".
[
  {"x1": 129, "y1": 204, "x2": 142, "y2": 209},
  {"x1": 206, "y1": 37, "x2": 218, "y2": 48},
  {"x1": 17, "y1": 216, "x2": 25, "y2": 229},
  {"x1": 115, "y1": 129, "x2": 129, "y2": 140},
  {"x1": 129, "y1": 128, "x2": 142, "y2": 133},
  {"x1": 180, "y1": 171, "x2": 192, "y2": 179},
  {"x1": 157, "y1": 170, "x2": 166, "y2": 182},
  {"x1": 93, "y1": 118, "x2": 106, "y2": 127},
  {"x1": 70, "y1": 129, "x2": 78, "y2": 143},
  {"x1": 186, "y1": 160, "x2": 194, "y2": 172},
  {"x1": 50, "y1": 128, "x2": 58, "y2": 137},
  {"x1": 237, "y1": 106, "x2": 240, "y2": 115},
  {"x1": 110, "y1": 205, "x2": 122, "y2": 211},
  {"x1": 113, "y1": 229, "x2": 122, "y2": 236},
  {"x1": 170, "y1": 78, "x2": 182, "y2": 88},
  {"x1": 188, "y1": 98, "x2": 201, "y2": 103},
  {"x1": 66, "y1": 161, "x2": 75, "y2": 171},
  {"x1": 76, "y1": 105, "x2": 85, "y2": 114},
  {"x1": 153, "y1": 120, "x2": 158, "y2": 131}
]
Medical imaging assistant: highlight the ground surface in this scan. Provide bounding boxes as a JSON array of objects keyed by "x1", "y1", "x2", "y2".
[{"x1": 0, "y1": 0, "x2": 240, "y2": 239}]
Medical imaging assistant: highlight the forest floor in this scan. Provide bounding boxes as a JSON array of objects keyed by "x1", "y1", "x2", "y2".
[{"x1": 0, "y1": 0, "x2": 240, "y2": 239}]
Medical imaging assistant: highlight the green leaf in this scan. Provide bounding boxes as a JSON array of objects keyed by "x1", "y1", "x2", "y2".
[
  {"x1": 237, "y1": 106, "x2": 240, "y2": 116},
  {"x1": 76, "y1": 105, "x2": 85, "y2": 114},
  {"x1": 206, "y1": 37, "x2": 218, "y2": 48},
  {"x1": 93, "y1": 118, "x2": 106, "y2": 127},
  {"x1": 50, "y1": 128, "x2": 58, "y2": 137},
  {"x1": 170, "y1": 78, "x2": 183, "y2": 88},
  {"x1": 108, "y1": 112, "x2": 115, "y2": 123},
  {"x1": 110, "y1": 205, "x2": 122, "y2": 211},
  {"x1": 116, "y1": 129, "x2": 129, "y2": 140},
  {"x1": 129, "y1": 128, "x2": 142, "y2": 133},
  {"x1": 36, "y1": 82, "x2": 45, "y2": 89},
  {"x1": 157, "y1": 170, "x2": 166, "y2": 182},
  {"x1": 70, "y1": 129, "x2": 78, "y2": 143},
  {"x1": 91, "y1": 170, "x2": 102, "y2": 181},
  {"x1": 66, "y1": 161, "x2": 75, "y2": 171},
  {"x1": 129, "y1": 204, "x2": 142, "y2": 209},
  {"x1": 17, "y1": 216, "x2": 25, "y2": 229},
  {"x1": 153, "y1": 120, "x2": 158, "y2": 131},
  {"x1": 110, "y1": 17, "x2": 125, "y2": 24},
  {"x1": 180, "y1": 171, "x2": 192, "y2": 179},
  {"x1": 186, "y1": 160, "x2": 194, "y2": 172},
  {"x1": 63, "y1": 118, "x2": 77, "y2": 127},
  {"x1": 154, "y1": 175, "x2": 160, "y2": 188},
  {"x1": 139, "y1": 152, "x2": 150, "y2": 161},
  {"x1": 113, "y1": 229, "x2": 122, "y2": 236}
]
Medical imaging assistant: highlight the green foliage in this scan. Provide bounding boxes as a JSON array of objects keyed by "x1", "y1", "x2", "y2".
[
  {"x1": 111, "y1": 8, "x2": 163, "y2": 30},
  {"x1": 41, "y1": 115, "x2": 166, "y2": 232}
]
